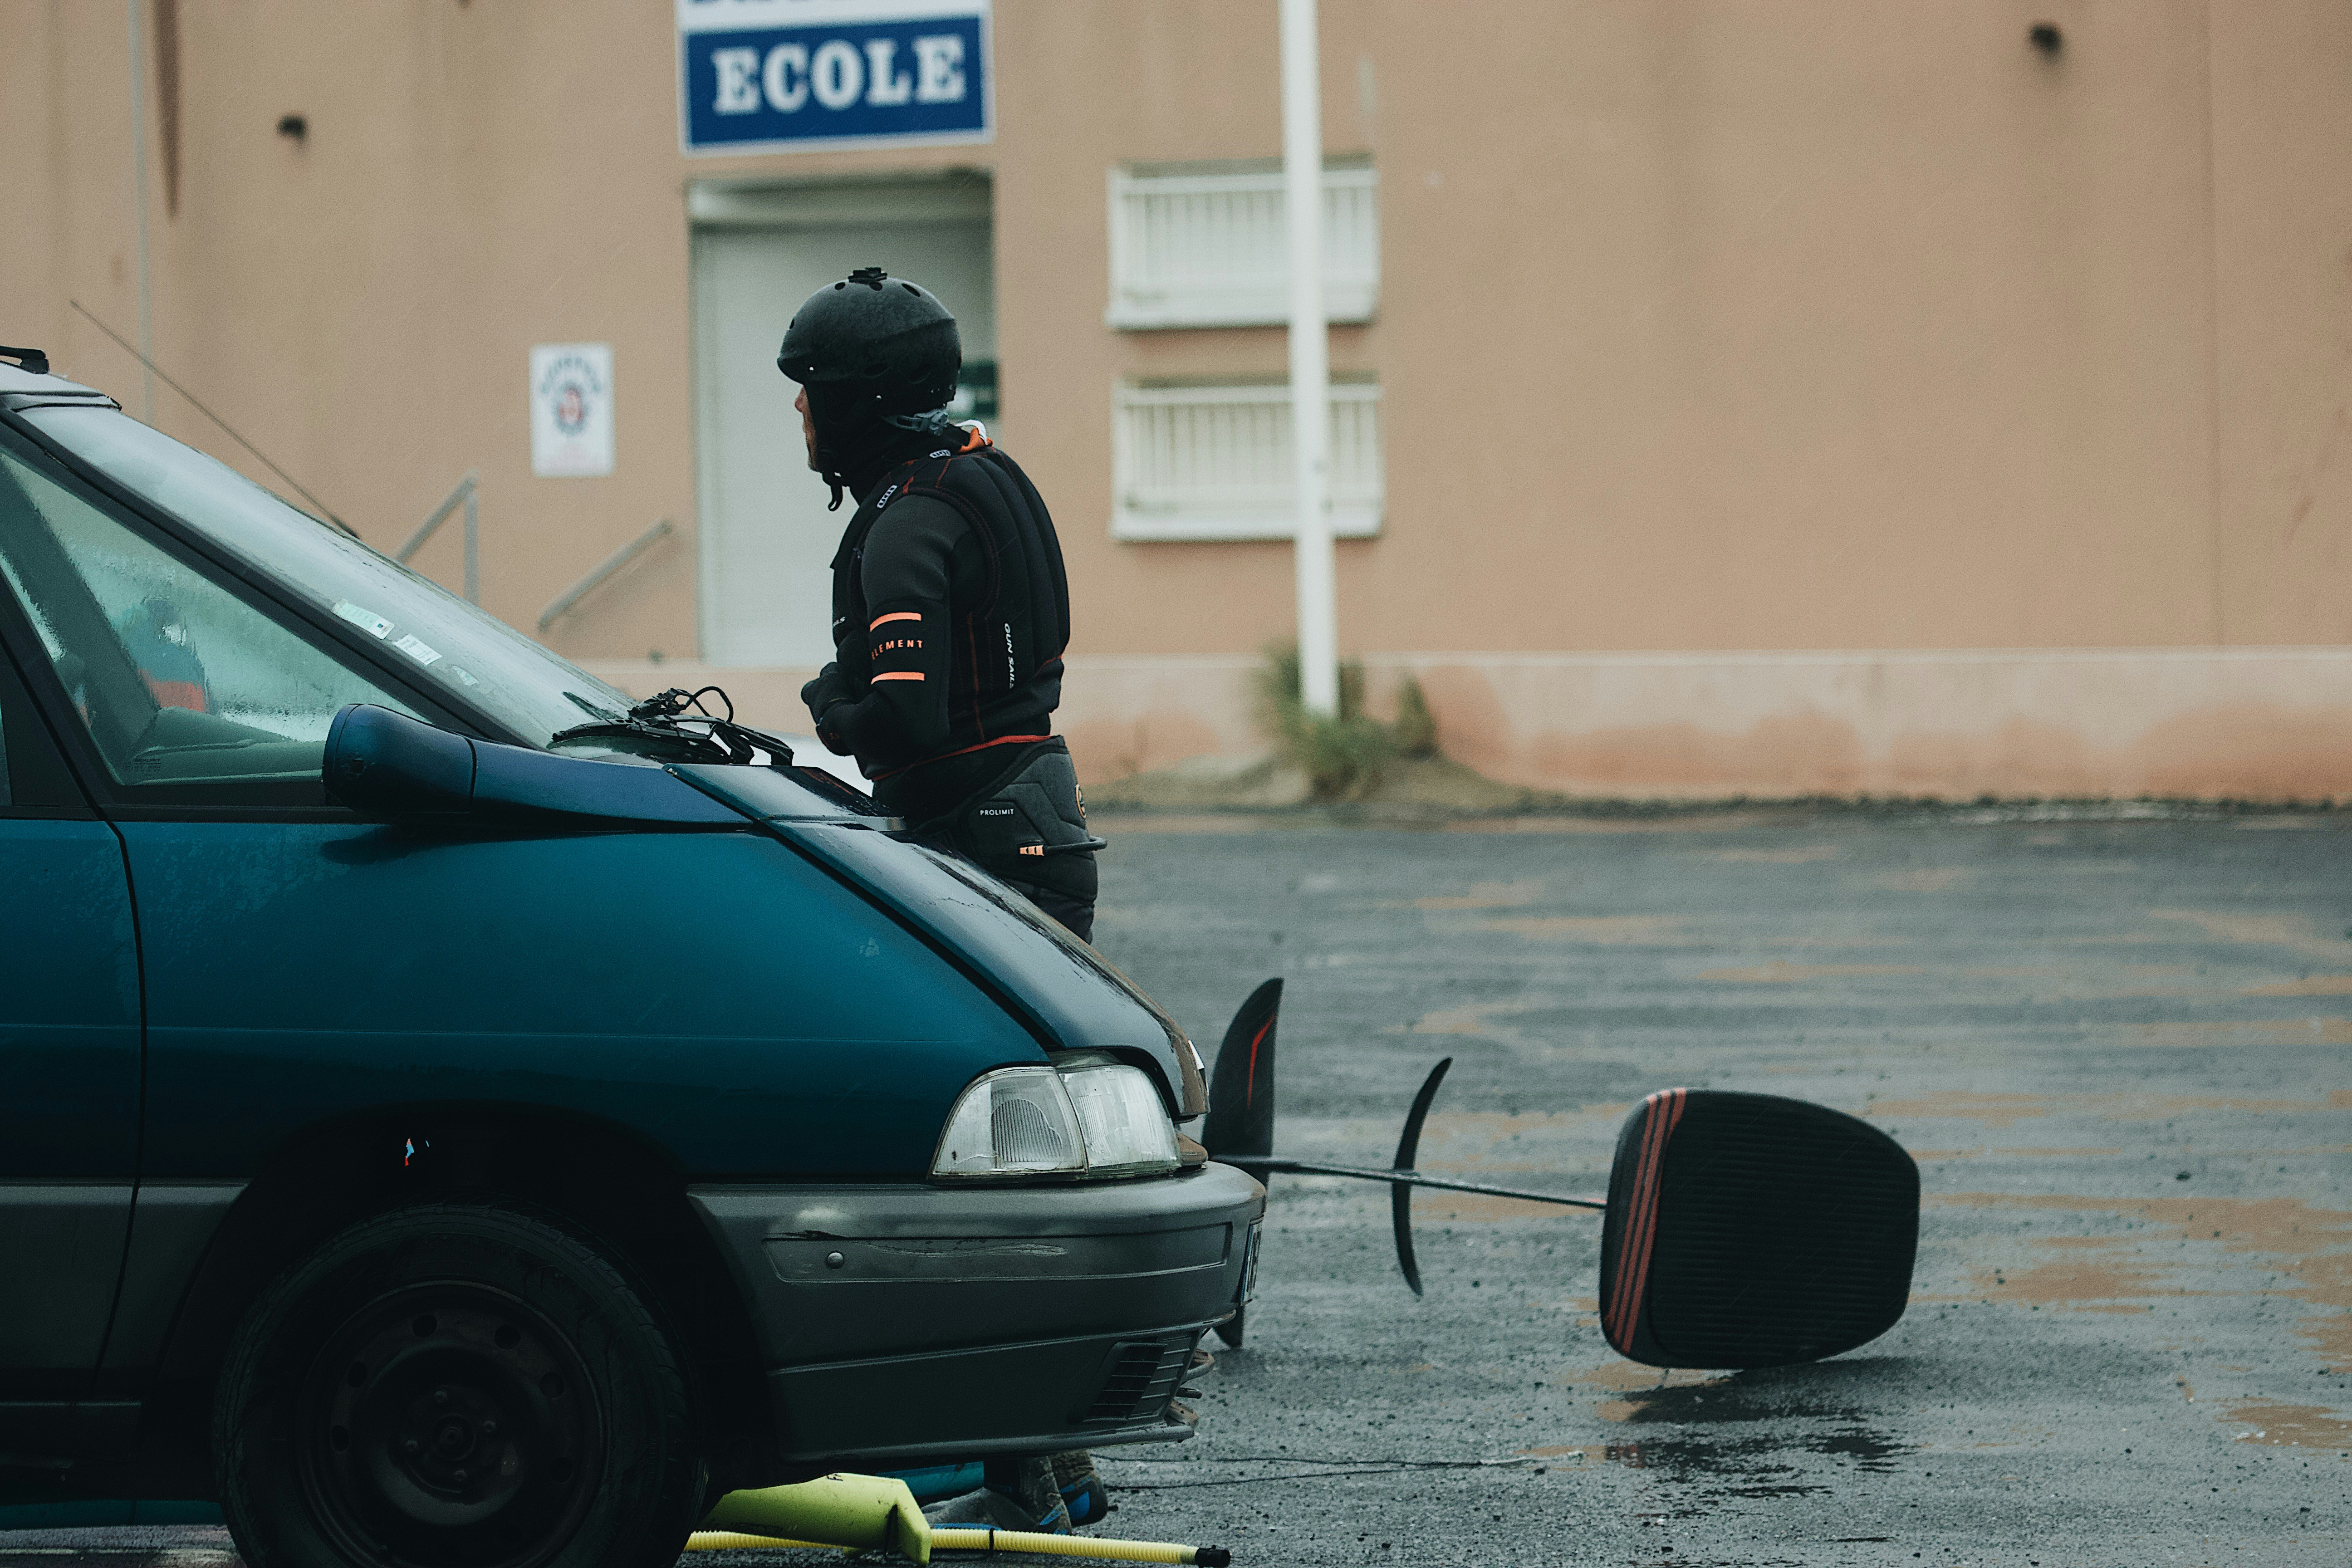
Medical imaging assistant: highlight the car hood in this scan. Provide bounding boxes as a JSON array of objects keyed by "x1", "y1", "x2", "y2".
[{"x1": 671, "y1": 763, "x2": 1208, "y2": 1119}]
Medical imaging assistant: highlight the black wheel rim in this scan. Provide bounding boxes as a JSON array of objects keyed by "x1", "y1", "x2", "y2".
[{"x1": 296, "y1": 1282, "x2": 604, "y2": 1568}]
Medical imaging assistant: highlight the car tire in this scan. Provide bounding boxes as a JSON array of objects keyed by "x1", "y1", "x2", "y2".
[{"x1": 215, "y1": 1203, "x2": 705, "y2": 1568}]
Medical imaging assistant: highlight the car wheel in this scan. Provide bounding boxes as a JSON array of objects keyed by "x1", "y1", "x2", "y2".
[{"x1": 215, "y1": 1203, "x2": 704, "y2": 1568}]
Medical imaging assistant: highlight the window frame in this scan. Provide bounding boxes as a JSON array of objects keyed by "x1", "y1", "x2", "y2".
[
  {"x1": 0, "y1": 635, "x2": 96, "y2": 821},
  {"x1": 1109, "y1": 379, "x2": 1385, "y2": 544},
  {"x1": 1105, "y1": 161, "x2": 1380, "y2": 331},
  {"x1": 0, "y1": 419, "x2": 478, "y2": 820}
]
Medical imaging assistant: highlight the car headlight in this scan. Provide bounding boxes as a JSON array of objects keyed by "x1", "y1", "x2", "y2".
[
  {"x1": 1060, "y1": 1057, "x2": 1183, "y2": 1175},
  {"x1": 932, "y1": 1055, "x2": 1180, "y2": 1181}
]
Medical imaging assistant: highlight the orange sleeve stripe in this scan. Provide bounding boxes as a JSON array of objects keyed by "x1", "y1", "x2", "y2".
[
  {"x1": 870, "y1": 611, "x2": 923, "y2": 630},
  {"x1": 871, "y1": 671, "x2": 926, "y2": 682}
]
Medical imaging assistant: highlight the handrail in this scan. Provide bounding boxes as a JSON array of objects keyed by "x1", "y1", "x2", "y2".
[
  {"x1": 395, "y1": 470, "x2": 480, "y2": 602},
  {"x1": 538, "y1": 518, "x2": 673, "y2": 633}
]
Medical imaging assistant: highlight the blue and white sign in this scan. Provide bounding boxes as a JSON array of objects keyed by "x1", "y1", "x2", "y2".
[{"x1": 678, "y1": 0, "x2": 991, "y2": 155}]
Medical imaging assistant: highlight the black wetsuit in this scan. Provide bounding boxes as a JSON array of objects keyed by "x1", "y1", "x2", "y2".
[{"x1": 801, "y1": 423, "x2": 1100, "y2": 940}]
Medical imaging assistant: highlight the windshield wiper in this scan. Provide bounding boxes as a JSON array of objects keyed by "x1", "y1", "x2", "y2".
[{"x1": 549, "y1": 685, "x2": 797, "y2": 768}]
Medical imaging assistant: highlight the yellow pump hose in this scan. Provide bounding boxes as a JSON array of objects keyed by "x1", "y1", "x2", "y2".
[
  {"x1": 686, "y1": 1525, "x2": 1230, "y2": 1565},
  {"x1": 685, "y1": 1472, "x2": 1231, "y2": 1566}
]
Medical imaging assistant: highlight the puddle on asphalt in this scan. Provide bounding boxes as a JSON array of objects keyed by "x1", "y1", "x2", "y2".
[
  {"x1": 2224, "y1": 1400, "x2": 2352, "y2": 1448},
  {"x1": 1598, "y1": 1436, "x2": 1831, "y2": 1493},
  {"x1": 2148, "y1": 909, "x2": 2352, "y2": 963},
  {"x1": 1929, "y1": 1191, "x2": 2352, "y2": 1438},
  {"x1": 1513, "y1": 1361, "x2": 1919, "y2": 1506},
  {"x1": 2244, "y1": 974, "x2": 2352, "y2": 995},
  {"x1": 1594, "y1": 1372, "x2": 1898, "y2": 1431},
  {"x1": 1953, "y1": 1234, "x2": 2185, "y2": 1312},
  {"x1": 1518, "y1": 1422, "x2": 1905, "y2": 1501}
]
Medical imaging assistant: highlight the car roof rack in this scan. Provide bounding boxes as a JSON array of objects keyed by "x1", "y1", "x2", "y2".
[{"x1": 0, "y1": 345, "x2": 52, "y2": 376}]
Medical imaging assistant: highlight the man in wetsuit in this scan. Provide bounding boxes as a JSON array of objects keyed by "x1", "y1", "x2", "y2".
[
  {"x1": 781, "y1": 270, "x2": 1107, "y2": 1534},
  {"x1": 784, "y1": 267, "x2": 1101, "y2": 945}
]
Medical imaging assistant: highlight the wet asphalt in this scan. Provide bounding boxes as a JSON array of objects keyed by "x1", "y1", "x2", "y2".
[{"x1": 7, "y1": 807, "x2": 2347, "y2": 1566}]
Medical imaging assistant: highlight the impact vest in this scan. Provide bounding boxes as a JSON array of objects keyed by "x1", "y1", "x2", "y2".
[{"x1": 827, "y1": 434, "x2": 1072, "y2": 769}]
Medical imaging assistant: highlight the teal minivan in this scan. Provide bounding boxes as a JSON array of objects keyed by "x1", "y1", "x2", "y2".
[{"x1": 0, "y1": 349, "x2": 1261, "y2": 1568}]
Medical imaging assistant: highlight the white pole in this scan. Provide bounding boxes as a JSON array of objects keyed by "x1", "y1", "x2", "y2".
[
  {"x1": 125, "y1": 0, "x2": 156, "y2": 422},
  {"x1": 1280, "y1": 0, "x2": 1338, "y2": 718}
]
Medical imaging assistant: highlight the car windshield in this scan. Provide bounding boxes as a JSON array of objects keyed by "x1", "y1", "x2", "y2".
[{"x1": 20, "y1": 406, "x2": 632, "y2": 745}]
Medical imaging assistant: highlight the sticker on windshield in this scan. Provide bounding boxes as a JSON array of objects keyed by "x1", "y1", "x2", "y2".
[
  {"x1": 333, "y1": 601, "x2": 393, "y2": 639},
  {"x1": 446, "y1": 665, "x2": 480, "y2": 687},
  {"x1": 393, "y1": 634, "x2": 442, "y2": 667}
]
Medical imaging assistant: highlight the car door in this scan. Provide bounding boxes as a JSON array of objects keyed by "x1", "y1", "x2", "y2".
[
  {"x1": 0, "y1": 490, "x2": 140, "y2": 1397},
  {"x1": 0, "y1": 431, "x2": 438, "y2": 1396}
]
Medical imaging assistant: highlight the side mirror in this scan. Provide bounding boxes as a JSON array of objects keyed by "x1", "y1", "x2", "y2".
[
  {"x1": 321, "y1": 704, "x2": 740, "y2": 825},
  {"x1": 322, "y1": 702, "x2": 473, "y2": 814},
  {"x1": 1598, "y1": 1090, "x2": 1919, "y2": 1369}
]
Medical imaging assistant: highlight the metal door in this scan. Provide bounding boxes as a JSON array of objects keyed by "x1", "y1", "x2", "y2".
[{"x1": 691, "y1": 179, "x2": 996, "y2": 667}]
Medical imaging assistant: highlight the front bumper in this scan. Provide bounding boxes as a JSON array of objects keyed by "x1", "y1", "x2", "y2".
[{"x1": 690, "y1": 1160, "x2": 1264, "y2": 1468}]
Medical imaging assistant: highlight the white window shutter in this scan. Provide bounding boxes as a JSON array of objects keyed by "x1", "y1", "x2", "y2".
[
  {"x1": 1112, "y1": 383, "x2": 1384, "y2": 542},
  {"x1": 1107, "y1": 167, "x2": 1379, "y2": 329}
]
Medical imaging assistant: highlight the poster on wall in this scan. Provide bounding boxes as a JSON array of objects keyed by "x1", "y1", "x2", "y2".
[
  {"x1": 678, "y1": 0, "x2": 991, "y2": 155},
  {"x1": 530, "y1": 344, "x2": 615, "y2": 478}
]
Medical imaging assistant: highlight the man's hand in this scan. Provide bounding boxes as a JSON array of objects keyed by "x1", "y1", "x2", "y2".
[
  {"x1": 801, "y1": 664, "x2": 848, "y2": 719},
  {"x1": 801, "y1": 665, "x2": 857, "y2": 755}
]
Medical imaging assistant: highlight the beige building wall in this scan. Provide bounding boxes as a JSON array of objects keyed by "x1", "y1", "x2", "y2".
[{"x1": 4, "y1": 1, "x2": 2348, "y2": 799}]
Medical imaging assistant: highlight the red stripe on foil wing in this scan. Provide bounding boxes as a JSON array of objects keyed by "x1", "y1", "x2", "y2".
[
  {"x1": 1606, "y1": 1088, "x2": 1686, "y2": 1346},
  {"x1": 1607, "y1": 1094, "x2": 1667, "y2": 1342},
  {"x1": 1604, "y1": 1094, "x2": 1667, "y2": 1339},
  {"x1": 1626, "y1": 1090, "x2": 1688, "y2": 1335}
]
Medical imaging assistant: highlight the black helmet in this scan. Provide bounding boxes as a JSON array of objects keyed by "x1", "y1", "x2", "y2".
[{"x1": 777, "y1": 266, "x2": 960, "y2": 415}]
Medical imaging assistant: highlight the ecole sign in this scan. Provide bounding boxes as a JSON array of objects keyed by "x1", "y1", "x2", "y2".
[{"x1": 678, "y1": 0, "x2": 990, "y2": 154}]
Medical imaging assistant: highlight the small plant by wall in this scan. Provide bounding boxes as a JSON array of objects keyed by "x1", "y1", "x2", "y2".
[
  {"x1": 1392, "y1": 673, "x2": 1439, "y2": 758},
  {"x1": 1255, "y1": 644, "x2": 1439, "y2": 799}
]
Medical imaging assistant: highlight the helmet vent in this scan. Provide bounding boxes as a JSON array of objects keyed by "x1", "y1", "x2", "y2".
[{"x1": 902, "y1": 283, "x2": 922, "y2": 296}]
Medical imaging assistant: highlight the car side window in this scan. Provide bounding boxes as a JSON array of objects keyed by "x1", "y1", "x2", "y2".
[{"x1": 0, "y1": 445, "x2": 414, "y2": 796}]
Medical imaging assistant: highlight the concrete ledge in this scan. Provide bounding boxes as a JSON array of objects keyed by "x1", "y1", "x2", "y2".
[{"x1": 1376, "y1": 648, "x2": 2352, "y2": 802}]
